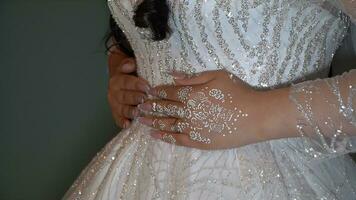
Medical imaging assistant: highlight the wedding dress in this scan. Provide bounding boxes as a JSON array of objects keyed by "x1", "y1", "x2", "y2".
[{"x1": 63, "y1": 0, "x2": 356, "y2": 199}]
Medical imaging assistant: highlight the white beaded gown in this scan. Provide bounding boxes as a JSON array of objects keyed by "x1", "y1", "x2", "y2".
[{"x1": 63, "y1": 0, "x2": 356, "y2": 199}]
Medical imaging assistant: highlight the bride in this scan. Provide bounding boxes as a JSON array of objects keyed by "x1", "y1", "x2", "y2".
[{"x1": 63, "y1": 0, "x2": 356, "y2": 199}]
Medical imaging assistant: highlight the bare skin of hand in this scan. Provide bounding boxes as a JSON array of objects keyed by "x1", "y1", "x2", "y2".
[
  {"x1": 137, "y1": 70, "x2": 297, "y2": 150},
  {"x1": 107, "y1": 47, "x2": 151, "y2": 128}
]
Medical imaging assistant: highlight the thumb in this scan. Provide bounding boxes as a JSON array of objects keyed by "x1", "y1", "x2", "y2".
[
  {"x1": 120, "y1": 58, "x2": 137, "y2": 74},
  {"x1": 171, "y1": 71, "x2": 214, "y2": 86}
]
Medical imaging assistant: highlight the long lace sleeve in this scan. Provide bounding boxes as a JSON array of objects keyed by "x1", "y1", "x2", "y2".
[
  {"x1": 332, "y1": 0, "x2": 356, "y2": 23},
  {"x1": 289, "y1": 69, "x2": 356, "y2": 160},
  {"x1": 312, "y1": 0, "x2": 356, "y2": 23}
]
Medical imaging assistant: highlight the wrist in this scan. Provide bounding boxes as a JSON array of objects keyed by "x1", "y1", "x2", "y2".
[{"x1": 259, "y1": 87, "x2": 299, "y2": 141}]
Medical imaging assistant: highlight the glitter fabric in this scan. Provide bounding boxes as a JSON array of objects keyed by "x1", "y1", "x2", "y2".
[
  {"x1": 63, "y1": 0, "x2": 356, "y2": 199},
  {"x1": 289, "y1": 69, "x2": 356, "y2": 160}
]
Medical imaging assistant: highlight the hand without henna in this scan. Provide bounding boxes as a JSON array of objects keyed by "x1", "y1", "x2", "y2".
[{"x1": 107, "y1": 52, "x2": 151, "y2": 129}]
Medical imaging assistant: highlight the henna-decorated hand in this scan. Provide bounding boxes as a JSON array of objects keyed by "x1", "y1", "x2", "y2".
[{"x1": 138, "y1": 70, "x2": 275, "y2": 150}]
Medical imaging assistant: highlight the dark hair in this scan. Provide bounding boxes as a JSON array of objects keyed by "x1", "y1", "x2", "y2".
[{"x1": 105, "y1": 0, "x2": 170, "y2": 56}]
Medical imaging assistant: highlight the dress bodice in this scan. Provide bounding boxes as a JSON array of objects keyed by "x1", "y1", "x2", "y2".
[
  {"x1": 108, "y1": 0, "x2": 349, "y2": 88},
  {"x1": 62, "y1": 1, "x2": 356, "y2": 199}
]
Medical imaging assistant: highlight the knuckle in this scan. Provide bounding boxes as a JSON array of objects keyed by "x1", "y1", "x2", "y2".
[
  {"x1": 127, "y1": 93, "x2": 137, "y2": 105},
  {"x1": 136, "y1": 94, "x2": 146, "y2": 104},
  {"x1": 131, "y1": 94, "x2": 140, "y2": 104},
  {"x1": 118, "y1": 92, "x2": 127, "y2": 103},
  {"x1": 122, "y1": 80, "x2": 129, "y2": 89},
  {"x1": 108, "y1": 92, "x2": 117, "y2": 105},
  {"x1": 134, "y1": 81, "x2": 140, "y2": 91},
  {"x1": 131, "y1": 93, "x2": 140, "y2": 103},
  {"x1": 112, "y1": 91, "x2": 123, "y2": 103},
  {"x1": 122, "y1": 77, "x2": 134, "y2": 90},
  {"x1": 109, "y1": 77, "x2": 121, "y2": 90},
  {"x1": 121, "y1": 93, "x2": 129, "y2": 103},
  {"x1": 134, "y1": 80, "x2": 145, "y2": 91},
  {"x1": 122, "y1": 92, "x2": 137, "y2": 104}
]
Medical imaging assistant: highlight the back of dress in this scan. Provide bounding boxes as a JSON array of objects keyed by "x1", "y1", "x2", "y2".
[{"x1": 63, "y1": 0, "x2": 356, "y2": 199}]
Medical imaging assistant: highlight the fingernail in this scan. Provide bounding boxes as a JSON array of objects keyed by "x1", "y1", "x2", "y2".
[
  {"x1": 132, "y1": 108, "x2": 139, "y2": 118},
  {"x1": 137, "y1": 96, "x2": 146, "y2": 104},
  {"x1": 137, "y1": 103, "x2": 152, "y2": 112},
  {"x1": 150, "y1": 131, "x2": 162, "y2": 139},
  {"x1": 148, "y1": 88, "x2": 157, "y2": 96},
  {"x1": 138, "y1": 117, "x2": 152, "y2": 126},
  {"x1": 138, "y1": 84, "x2": 151, "y2": 94},
  {"x1": 123, "y1": 121, "x2": 130, "y2": 129},
  {"x1": 122, "y1": 62, "x2": 133, "y2": 71}
]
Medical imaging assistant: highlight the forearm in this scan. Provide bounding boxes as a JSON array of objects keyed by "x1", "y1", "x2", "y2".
[{"x1": 262, "y1": 69, "x2": 356, "y2": 143}]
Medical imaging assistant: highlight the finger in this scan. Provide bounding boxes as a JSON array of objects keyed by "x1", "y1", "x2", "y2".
[
  {"x1": 119, "y1": 58, "x2": 137, "y2": 73},
  {"x1": 122, "y1": 119, "x2": 131, "y2": 129},
  {"x1": 111, "y1": 74, "x2": 150, "y2": 93},
  {"x1": 108, "y1": 51, "x2": 129, "y2": 76},
  {"x1": 108, "y1": 93, "x2": 131, "y2": 128},
  {"x1": 109, "y1": 92, "x2": 140, "y2": 119},
  {"x1": 118, "y1": 104, "x2": 140, "y2": 119},
  {"x1": 149, "y1": 85, "x2": 194, "y2": 102},
  {"x1": 115, "y1": 116, "x2": 131, "y2": 129},
  {"x1": 137, "y1": 100, "x2": 187, "y2": 118},
  {"x1": 188, "y1": 130, "x2": 212, "y2": 145},
  {"x1": 108, "y1": 45, "x2": 120, "y2": 55},
  {"x1": 112, "y1": 108, "x2": 125, "y2": 128},
  {"x1": 150, "y1": 130, "x2": 207, "y2": 148},
  {"x1": 150, "y1": 130, "x2": 190, "y2": 146},
  {"x1": 114, "y1": 90, "x2": 147, "y2": 105},
  {"x1": 107, "y1": 44, "x2": 127, "y2": 56},
  {"x1": 170, "y1": 70, "x2": 215, "y2": 86},
  {"x1": 138, "y1": 117, "x2": 190, "y2": 133}
]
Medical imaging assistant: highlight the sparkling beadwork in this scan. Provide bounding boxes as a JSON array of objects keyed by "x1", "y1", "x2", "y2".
[{"x1": 63, "y1": 1, "x2": 355, "y2": 199}]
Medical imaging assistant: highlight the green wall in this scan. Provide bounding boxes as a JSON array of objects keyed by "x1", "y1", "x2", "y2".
[
  {"x1": 0, "y1": 1, "x2": 118, "y2": 199},
  {"x1": 0, "y1": 1, "x2": 355, "y2": 200}
]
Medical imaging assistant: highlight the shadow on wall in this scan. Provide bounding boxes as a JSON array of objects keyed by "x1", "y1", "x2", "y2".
[
  {"x1": 0, "y1": 1, "x2": 118, "y2": 200},
  {"x1": 1, "y1": 1, "x2": 356, "y2": 200}
]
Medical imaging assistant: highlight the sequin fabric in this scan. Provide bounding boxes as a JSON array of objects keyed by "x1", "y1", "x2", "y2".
[
  {"x1": 289, "y1": 69, "x2": 356, "y2": 160},
  {"x1": 63, "y1": 0, "x2": 356, "y2": 199}
]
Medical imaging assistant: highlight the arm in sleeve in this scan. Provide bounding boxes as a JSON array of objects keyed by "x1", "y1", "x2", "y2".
[{"x1": 289, "y1": 69, "x2": 356, "y2": 159}]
